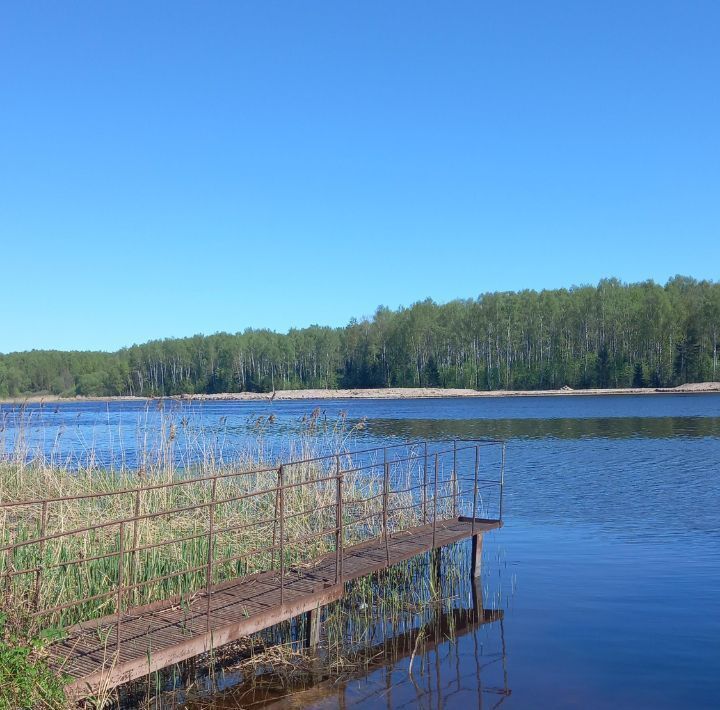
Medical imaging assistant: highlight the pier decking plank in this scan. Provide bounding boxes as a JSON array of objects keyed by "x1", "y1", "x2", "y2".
[{"x1": 53, "y1": 517, "x2": 500, "y2": 699}]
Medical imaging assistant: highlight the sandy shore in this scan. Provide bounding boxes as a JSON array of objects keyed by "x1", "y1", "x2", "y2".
[
  {"x1": 175, "y1": 382, "x2": 720, "y2": 400},
  {"x1": 2, "y1": 382, "x2": 719, "y2": 405}
]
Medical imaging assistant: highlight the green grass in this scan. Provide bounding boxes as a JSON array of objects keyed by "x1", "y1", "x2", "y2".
[{"x1": 0, "y1": 613, "x2": 67, "y2": 709}]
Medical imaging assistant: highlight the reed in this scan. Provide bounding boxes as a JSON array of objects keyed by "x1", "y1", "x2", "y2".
[{"x1": 0, "y1": 411, "x2": 453, "y2": 634}]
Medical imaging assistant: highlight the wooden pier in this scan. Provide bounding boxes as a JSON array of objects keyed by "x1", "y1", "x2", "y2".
[{"x1": 1, "y1": 439, "x2": 506, "y2": 700}]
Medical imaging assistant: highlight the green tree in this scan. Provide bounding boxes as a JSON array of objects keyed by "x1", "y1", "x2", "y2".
[{"x1": 632, "y1": 363, "x2": 646, "y2": 388}]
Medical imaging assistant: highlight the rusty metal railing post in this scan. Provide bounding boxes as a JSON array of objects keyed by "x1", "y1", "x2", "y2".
[
  {"x1": 432, "y1": 453, "x2": 439, "y2": 549},
  {"x1": 335, "y1": 454, "x2": 343, "y2": 586},
  {"x1": 271, "y1": 479, "x2": 280, "y2": 571},
  {"x1": 205, "y1": 477, "x2": 217, "y2": 630},
  {"x1": 116, "y1": 521, "x2": 125, "y2": 653},
  {"x1": 499, "y1": 442, "x2": 506, "y2": 521},
  {"x1": 452, "y1": 440, "x2": 458, "y2": 518},
  {"x1": 33, "y1": 501, "x2": 48, "y2": 611},
  {"x1": 129, "y1": 489, "x2": 141, "y2": 605},
  {"x1": 472, "y1": 445, "x2": 479, "y2": 535},
  {"x1": 383, "y1": 456, "x2": 390, "y2": 566},
  {"x1": 4, "y1": 536, "x2": 14, "y2": 598},
  {"x1": 423, "y1": 441, "x2": 428, "y2": 525},
  {"x1": 278, "y1": 465, "x2": 285, "y2": 606}
]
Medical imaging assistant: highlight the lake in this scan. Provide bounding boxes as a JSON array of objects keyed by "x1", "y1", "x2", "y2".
[{"x1": 2, "y1": 394, "x2": 719, "y2": 708}]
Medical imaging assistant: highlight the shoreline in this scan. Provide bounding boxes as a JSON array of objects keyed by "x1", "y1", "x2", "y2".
[{"x1": 2, "y1": 382, "x2": 719, "y2": 405}]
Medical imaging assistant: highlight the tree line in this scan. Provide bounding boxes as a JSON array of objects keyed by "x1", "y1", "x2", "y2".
[{"x1": 1, "y1": 276, "x2": 719, "y2": 398}]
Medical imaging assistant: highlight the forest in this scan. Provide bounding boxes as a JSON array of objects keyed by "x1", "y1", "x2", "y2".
[{"x1": 1, "y1": 276, "x2": 719, "y2": 398}]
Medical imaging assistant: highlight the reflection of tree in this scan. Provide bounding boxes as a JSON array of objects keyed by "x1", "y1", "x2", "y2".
[{"x1": 367, "y1": 416, "x2": 720, "y2": 441}]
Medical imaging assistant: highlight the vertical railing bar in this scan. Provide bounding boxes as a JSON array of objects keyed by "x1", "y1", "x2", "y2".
[
  {"x1": 335, "y1": 454, "x2": 341, "y2": 585},
  {"x1": 432, "y1": 453, "x2": 439, "y2": 549},
  {"x1": 279, "y1": 465, "x2": 285, "y2": 607},
  {"x1": 472, "y1": 445, "x2": 479, "y2": 535},
  {"x1": 338, "y1": 467, "x2": 344, "y2": 584},
  {"x1": 499, "y1": 442, "x2": 506, "y2": 521},
  {"x1": 33, "y1": 501, "x2": 48, "y2": 611},
  {"x1": 116, "y1": 521, "x2": 125, "y2": 653},
  {"x1": 423, "y1": 441, "x2": 428, "y2": 525},
  {"x1": 205, "y1": 477, "x2": 217, "y2": 631},
  {"x1": 452, "y1": 440, "x2": 458, "y2": 518},
  {"x1": 4, "y1": 536, "x2": 14, "y2": 598},
  {"x1": 129, "y1": 488, "x2": 141, "y2": 605},
  {"x1": 383, "y1": 457, "x2": 390, "y2": 566},
  {"x1": 271, "y1": 481, "x2": 280, "y2": 570}
]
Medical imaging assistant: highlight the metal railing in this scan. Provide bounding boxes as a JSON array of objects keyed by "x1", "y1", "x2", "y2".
[{"x1": 0, "y1": 439, "x2": 505, "y2": 638}]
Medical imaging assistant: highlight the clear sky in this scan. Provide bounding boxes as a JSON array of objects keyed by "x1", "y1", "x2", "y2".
[{"x1": 1, "y1": 1, "x2": 718, "y2": 353}]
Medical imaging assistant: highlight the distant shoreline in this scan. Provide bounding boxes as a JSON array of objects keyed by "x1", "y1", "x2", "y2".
[{"x1": 2, "y1": 382, "x2": 719, "y2": 405}]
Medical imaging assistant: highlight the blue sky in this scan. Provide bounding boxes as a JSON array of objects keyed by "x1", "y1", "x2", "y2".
[{"x1": 1, "y1": 1, "x2": 718, "y2": 353}]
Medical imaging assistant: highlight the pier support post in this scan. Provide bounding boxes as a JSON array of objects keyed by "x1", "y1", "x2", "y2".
[
  {"x1": 430, "y1": 547, "x2": 441, "y2": 594},
  {"x1": 470, "y1": 575, "x2": 484, "y2": 622},
  {"x1": 471, "y1": 533, "x2": 483, "y2": 578},
  {"x1": 304, "y1": 605, "x2": 322, "y2": 650}
]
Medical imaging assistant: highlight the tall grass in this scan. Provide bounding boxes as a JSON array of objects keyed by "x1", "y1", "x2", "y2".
[{"x1": 0, "y1": 410, "x2": 454, "y2": 632}]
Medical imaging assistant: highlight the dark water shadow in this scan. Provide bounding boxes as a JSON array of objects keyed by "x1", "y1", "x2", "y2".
[{"x1": 366, "y1": 416, "x2": 720, "y2": 441}]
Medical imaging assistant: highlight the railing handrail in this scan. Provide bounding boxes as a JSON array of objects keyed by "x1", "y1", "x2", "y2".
[{"x1": 1, "y1": 438, "x2": 506, "y2": 628}]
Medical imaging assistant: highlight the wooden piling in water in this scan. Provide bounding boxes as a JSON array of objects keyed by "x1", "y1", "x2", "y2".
[
  {"x1": 471, "y1": 533, "x2": 483, "y2": 578},
  {"x1": 305, "y1": 605, "x2": 322, "y2": 649}
]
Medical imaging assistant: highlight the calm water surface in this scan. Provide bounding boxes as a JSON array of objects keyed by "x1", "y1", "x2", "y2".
[{"x1": 2, "y1": 394, "x2": 719, "y2": 708}]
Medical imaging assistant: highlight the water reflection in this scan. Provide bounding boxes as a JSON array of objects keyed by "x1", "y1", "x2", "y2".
[
  {"x1": 249, "y1": 589, "x2": 509, "y2": 709},
  {"x1": 366, "y1": 416, "x2": 720, "y2": 441},
  {"x1": 3, "y1": 398, "x2": 719, "y2": 472},
  {"x1": 147, "y1": 547, "x2": 510, "y2": 709}
]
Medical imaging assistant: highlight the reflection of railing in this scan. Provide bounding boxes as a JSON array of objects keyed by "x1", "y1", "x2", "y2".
[
  {"x1": 0, "y1": 439, "x2": 505, "y2": 644},
  {"x1": 348, "y1": 577, "x2": 511, "y2": 709},
  {"x1": 187, "y1": 566, "x2": 511, "y2": 709}
]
